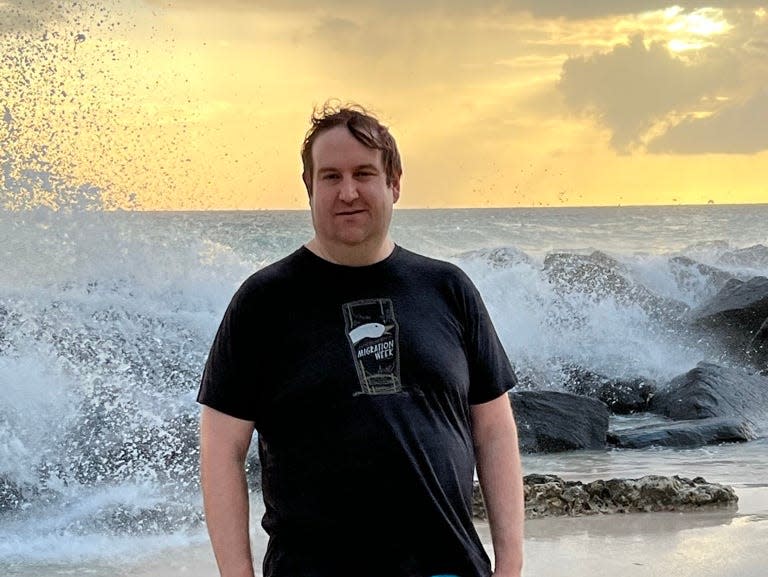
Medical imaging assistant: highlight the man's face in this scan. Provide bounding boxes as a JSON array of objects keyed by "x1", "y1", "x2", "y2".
[{"x1": 309, "y1": 125, "x2": 400, "y2": 253}]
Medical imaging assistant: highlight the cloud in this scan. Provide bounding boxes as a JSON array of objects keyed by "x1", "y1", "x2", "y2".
[
  {"x1": 559, "y1": 35, "x2": 738, "y2": 151},
  {"x1": 142, "y1": 0, "x2": 768, "y2": 20},
  {"x1": 557, "y1": 5, "x2": 768, "y2": 155},
  {"x1": 648, "y1": 90, "x2": 768, "y2": 154},
  {"x1": 503, "y1": 1, "x2": 766, "y2": 19}
]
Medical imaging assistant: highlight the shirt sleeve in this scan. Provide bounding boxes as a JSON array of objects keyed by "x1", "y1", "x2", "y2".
[
  {"x1": 197, "y1": 283, "x2": 261, "y2": 425},
  {"x1": 460, "y1": 274, "x2": 517, "y2": 405}
]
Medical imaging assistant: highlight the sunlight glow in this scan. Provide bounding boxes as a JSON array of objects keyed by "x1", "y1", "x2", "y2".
[
  {"x1": 666, "y1": 8, "x2": 731, "y2": 36},
  {"x1": 667, "y1": 39, "x2": 709, "y2": 52}
]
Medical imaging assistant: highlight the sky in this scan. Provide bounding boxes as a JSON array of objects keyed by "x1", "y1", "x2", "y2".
[{"x1": 1, "y1": 0, "x2": 767, "y2": 210}]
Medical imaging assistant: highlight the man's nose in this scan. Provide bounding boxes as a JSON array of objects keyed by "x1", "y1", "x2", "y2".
[{"x1": 338, "y1": 176, "x2": 359, "y2": 202}]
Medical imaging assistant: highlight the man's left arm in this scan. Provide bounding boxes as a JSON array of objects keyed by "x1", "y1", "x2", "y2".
[{"x1": 471, "y1": 393, "x2": 524, "y2": 577}]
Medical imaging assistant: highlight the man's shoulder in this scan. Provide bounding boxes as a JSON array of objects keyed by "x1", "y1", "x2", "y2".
[
  {"x1": 232, "y1": 247, "x2": 309, "y2": 302},
  {"x1": 395, "y1": 246, "x2": 471, "y2": 282}
]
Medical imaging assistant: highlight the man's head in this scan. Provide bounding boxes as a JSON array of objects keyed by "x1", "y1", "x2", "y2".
[{"x1": 301, "y1": 103, "x2": 402, "y2": 197}]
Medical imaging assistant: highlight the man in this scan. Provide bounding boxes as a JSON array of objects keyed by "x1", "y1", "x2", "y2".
[{"x1": 198, "y1": 103, "x2": 524, "y2": 577}]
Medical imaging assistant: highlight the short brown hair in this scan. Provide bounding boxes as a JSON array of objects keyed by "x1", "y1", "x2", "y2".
[{"x1": 301, "y1": 102, "x2": 402, "y2": 196}]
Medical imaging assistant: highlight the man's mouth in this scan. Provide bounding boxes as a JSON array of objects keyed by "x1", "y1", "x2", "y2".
[{"x1": 336, "y1": 209, "x2": 366, "y2": 216}]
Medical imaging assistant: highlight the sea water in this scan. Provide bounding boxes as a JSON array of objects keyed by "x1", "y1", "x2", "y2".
[{"x1": 1, "y1": 205, "x2": 767, "y2": 570}]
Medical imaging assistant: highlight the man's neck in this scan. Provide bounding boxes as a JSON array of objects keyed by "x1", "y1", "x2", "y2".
[{"x1": 305, "y1": 237, "x2": 395, "y2": 267}]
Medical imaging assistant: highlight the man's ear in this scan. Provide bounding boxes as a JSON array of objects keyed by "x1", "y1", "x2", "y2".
[
  {"x1": 391, "y1": 175, "x2": 401, "y2": 204},
  {"x1": 302, "y1": 172, "x2": 312, "y2": 202}
]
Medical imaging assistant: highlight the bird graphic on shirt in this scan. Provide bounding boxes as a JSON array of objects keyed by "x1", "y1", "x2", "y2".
[{"x1": 349, "y1": 322, "x2": 391, "y2": 344}]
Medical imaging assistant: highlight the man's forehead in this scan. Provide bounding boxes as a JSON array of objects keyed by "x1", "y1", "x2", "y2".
[{"x1": 312, "y1": 128, "x2": 383, "y2": 169}]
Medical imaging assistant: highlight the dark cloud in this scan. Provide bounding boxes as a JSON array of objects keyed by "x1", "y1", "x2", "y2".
[
  {"x1": 559, "y1": 35, "x2": 738, "y2": 152},
  {"x1": 648, "y1": 90, "x2": 768, "y2": 154}
]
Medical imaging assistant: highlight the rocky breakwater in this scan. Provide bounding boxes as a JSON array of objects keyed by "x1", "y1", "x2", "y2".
[
  {"x1": 511, "y1": 246, "x2": 768, "y2": 453},
  {"x1": 512, "y1": 362, "x2": 768, "y2": 452},
  {"x1": 472, "y1": 474, "x2": 738, "y2": 519},
  {"x1": 688, "y1": 272, "x2": 768, "y2": 372}
]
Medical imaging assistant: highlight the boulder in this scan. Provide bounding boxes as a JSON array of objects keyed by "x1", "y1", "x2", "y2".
[
  {"x1": 649, "y1": 362, "x2": 768, "y2": 436},
  {"x1": 563, "y1": 366, "x2": 656, "y2": 414},
  {"x1": 457, "y1": 246, "x2": 532, "y2": 268},
  {"x1": 668, "y1": 256, "x2": 735, "y2": 294},
  {"x1": 0, "y1": 476, "x2": 28, "y2": 514},
  {"x1": 716, "y1": 244, "x2": 768, "y2": 269},
  {"x1": 688, "y1": 276, "x2": 768, "y2": 361},
  {"x1": 543, "y1": 251, "x2": 689, "y2": 322},
  {"x1": 746, "y1": 317, "x2": 768, "y2": 372},
  {"x1": 63, "y1": 500, "x2": 203, "y2": 536},
  {"x1": 473, "y1": 474, "x2": 738, "y2": 519},
  {"x1": 607, "y1": 416, "x2": 755, "y2": 449},
  {"x1": 509, "y1": 391, "x2": 609, "y2": 453}
]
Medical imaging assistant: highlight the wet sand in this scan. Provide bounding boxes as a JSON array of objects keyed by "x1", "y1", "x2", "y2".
[
  {"x1": 6, "y1": 477, "x2": 765, "y2": 577},
  {"x1": 125, "y1": 486, "x2": 768, "y2": 577}
]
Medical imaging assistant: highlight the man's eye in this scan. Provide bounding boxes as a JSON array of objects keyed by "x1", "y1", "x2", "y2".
[
  {"x1": 356, "y1": 171, "x2": 374, "y2": 178},
  {"x1": 323, "y1": 174, "x2": 340, "y2": 180}
]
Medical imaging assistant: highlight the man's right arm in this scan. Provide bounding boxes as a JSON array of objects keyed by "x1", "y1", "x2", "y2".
[{"x1": 200, "y1": 405, "x2": 257, "y2": 577}]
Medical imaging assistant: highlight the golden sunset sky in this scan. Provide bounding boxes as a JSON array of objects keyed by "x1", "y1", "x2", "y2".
[{"x1": 1, "y1": 1, "x2": 767, "y2": 209}]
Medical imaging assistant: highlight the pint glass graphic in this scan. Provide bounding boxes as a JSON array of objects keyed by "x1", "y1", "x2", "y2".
[{"x1": 342, "y1": 298, "x2": 402, "y2": 395}]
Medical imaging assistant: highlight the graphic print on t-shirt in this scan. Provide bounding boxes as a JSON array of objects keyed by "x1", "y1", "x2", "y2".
[{"x1": 342, "y1": 298, "x2": 402, "y2": 395}]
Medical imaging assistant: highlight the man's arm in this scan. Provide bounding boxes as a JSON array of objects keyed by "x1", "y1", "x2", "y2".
[
  {"x1": 471, "y1": 393, "x2": 524, "y2": 577},
  {"x1": 200, "y1": 405, "x2": 257, "y2": 577}
]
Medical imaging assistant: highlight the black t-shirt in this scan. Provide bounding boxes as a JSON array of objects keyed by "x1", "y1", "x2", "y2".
[{"x1": 198, "y1": 246, "x2": 516, "y2": 577}]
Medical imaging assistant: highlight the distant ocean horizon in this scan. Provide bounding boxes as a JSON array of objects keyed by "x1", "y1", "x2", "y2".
[{"x1": 1, "y1": 203, "x2": 767, "y2": 570}]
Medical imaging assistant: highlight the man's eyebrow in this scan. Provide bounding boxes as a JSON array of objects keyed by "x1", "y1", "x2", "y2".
[
  {"x1": 317, "y1": 164, "x2": 380, "y2": 174},
  {"x1": 353, "y1": 164, "x2": 380, "y2": 172}
]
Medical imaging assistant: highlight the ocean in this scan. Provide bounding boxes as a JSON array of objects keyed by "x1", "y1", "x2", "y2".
[{"x1": 1, "y1": 205, "x2": 767, "y2": 573}]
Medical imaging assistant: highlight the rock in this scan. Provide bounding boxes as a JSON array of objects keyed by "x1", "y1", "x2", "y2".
[
  {"x1": 716, "y1": 244, "x2": 768, "y2": 269},
  {"x1": 457, "y1": 246, "x2": 532, "y2": 268},
  {"x1": 0, "y1": 476, "x2": 29, "y2": 513},
  {"x1": 746, "y1": 317, "x2": 768, "y2": 371},
  {"x1": 63, "y1": 501, "x2": 203, "y2": 536},
  {"x1": 543, "y1": 251, "x2": 689, "y2": 322},
  {"x1": 472, "y1": 474, "x2": 738, "y2": 519},
  {"x1": 563, "y1": 366, "x2": 656, "y2": 414},
  {"x1": 689, "y1": 276, "x2": 768, "y2": 362},
  {"x1": 246, "y1": 449, "x2": 262, "y2": 487},
  {"x1": 509, "y1": 391, "x2": 609, "y2": 453},
  {"x1": 649, "y1": 362, "x2": 768, "y2": 436},
  {"x1": 607, "y1": 416, "x2": 756, "y2": 449},
  {"x1": 668, "y1": 256, "x2": 735, "y2": 294}
]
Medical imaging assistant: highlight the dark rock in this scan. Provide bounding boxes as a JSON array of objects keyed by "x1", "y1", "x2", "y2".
[
  {"x1": 716, "y1": 244, "x2": 768, "y2": 269},
  {"x1": 607, "y1": 416, "x2": 756, "y2": 449},
  {"x1": 473, "y1": 474, "x2": 738, "y2": 519},
  {"x1": 746, "y1": 317, "x2": 768, "y2": 371},
  {"x1": 543, "y1": 251, "x2": 689, "y2": 322},
  {"x1": 246, "y1": 449, "x2": 262, "y2": 487},
  {"x1": 64, "y1": 501, "x2": 204, "y2": 536},
  {"x1": 457, "y1": 246, "x2": 531, "y2": 268},
  {"x1": 649, "y1": 362, "x2": 768, "y2": 436},
  {"x1": 668, "y1": 256, "x2": 735, "y2": 293},
  {"x1": 509, "y1": 391, "x2": 609, "y2": 453},
  {"x1": 0, "y1": 476, "x2": 29, "y2": 513},
  {"x1": 563, "y1": 366, "x2": 656, "y2": 414},
  {"x1": 689, "y1": 276, "x2": 768, "y2": 362}
]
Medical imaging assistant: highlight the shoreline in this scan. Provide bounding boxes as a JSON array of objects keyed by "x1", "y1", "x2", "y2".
[{"x1": 69, "y1": 485, "x2": 768, "y2": 577}]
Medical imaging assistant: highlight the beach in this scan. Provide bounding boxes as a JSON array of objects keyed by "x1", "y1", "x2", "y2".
[{"x1": 118, "y1": 484, "x2": 768, "y2": 577}]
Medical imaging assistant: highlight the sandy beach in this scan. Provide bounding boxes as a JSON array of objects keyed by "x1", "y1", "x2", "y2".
[{"x1": 118, "y1": 484, "x2": 768, "y2": 577}]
